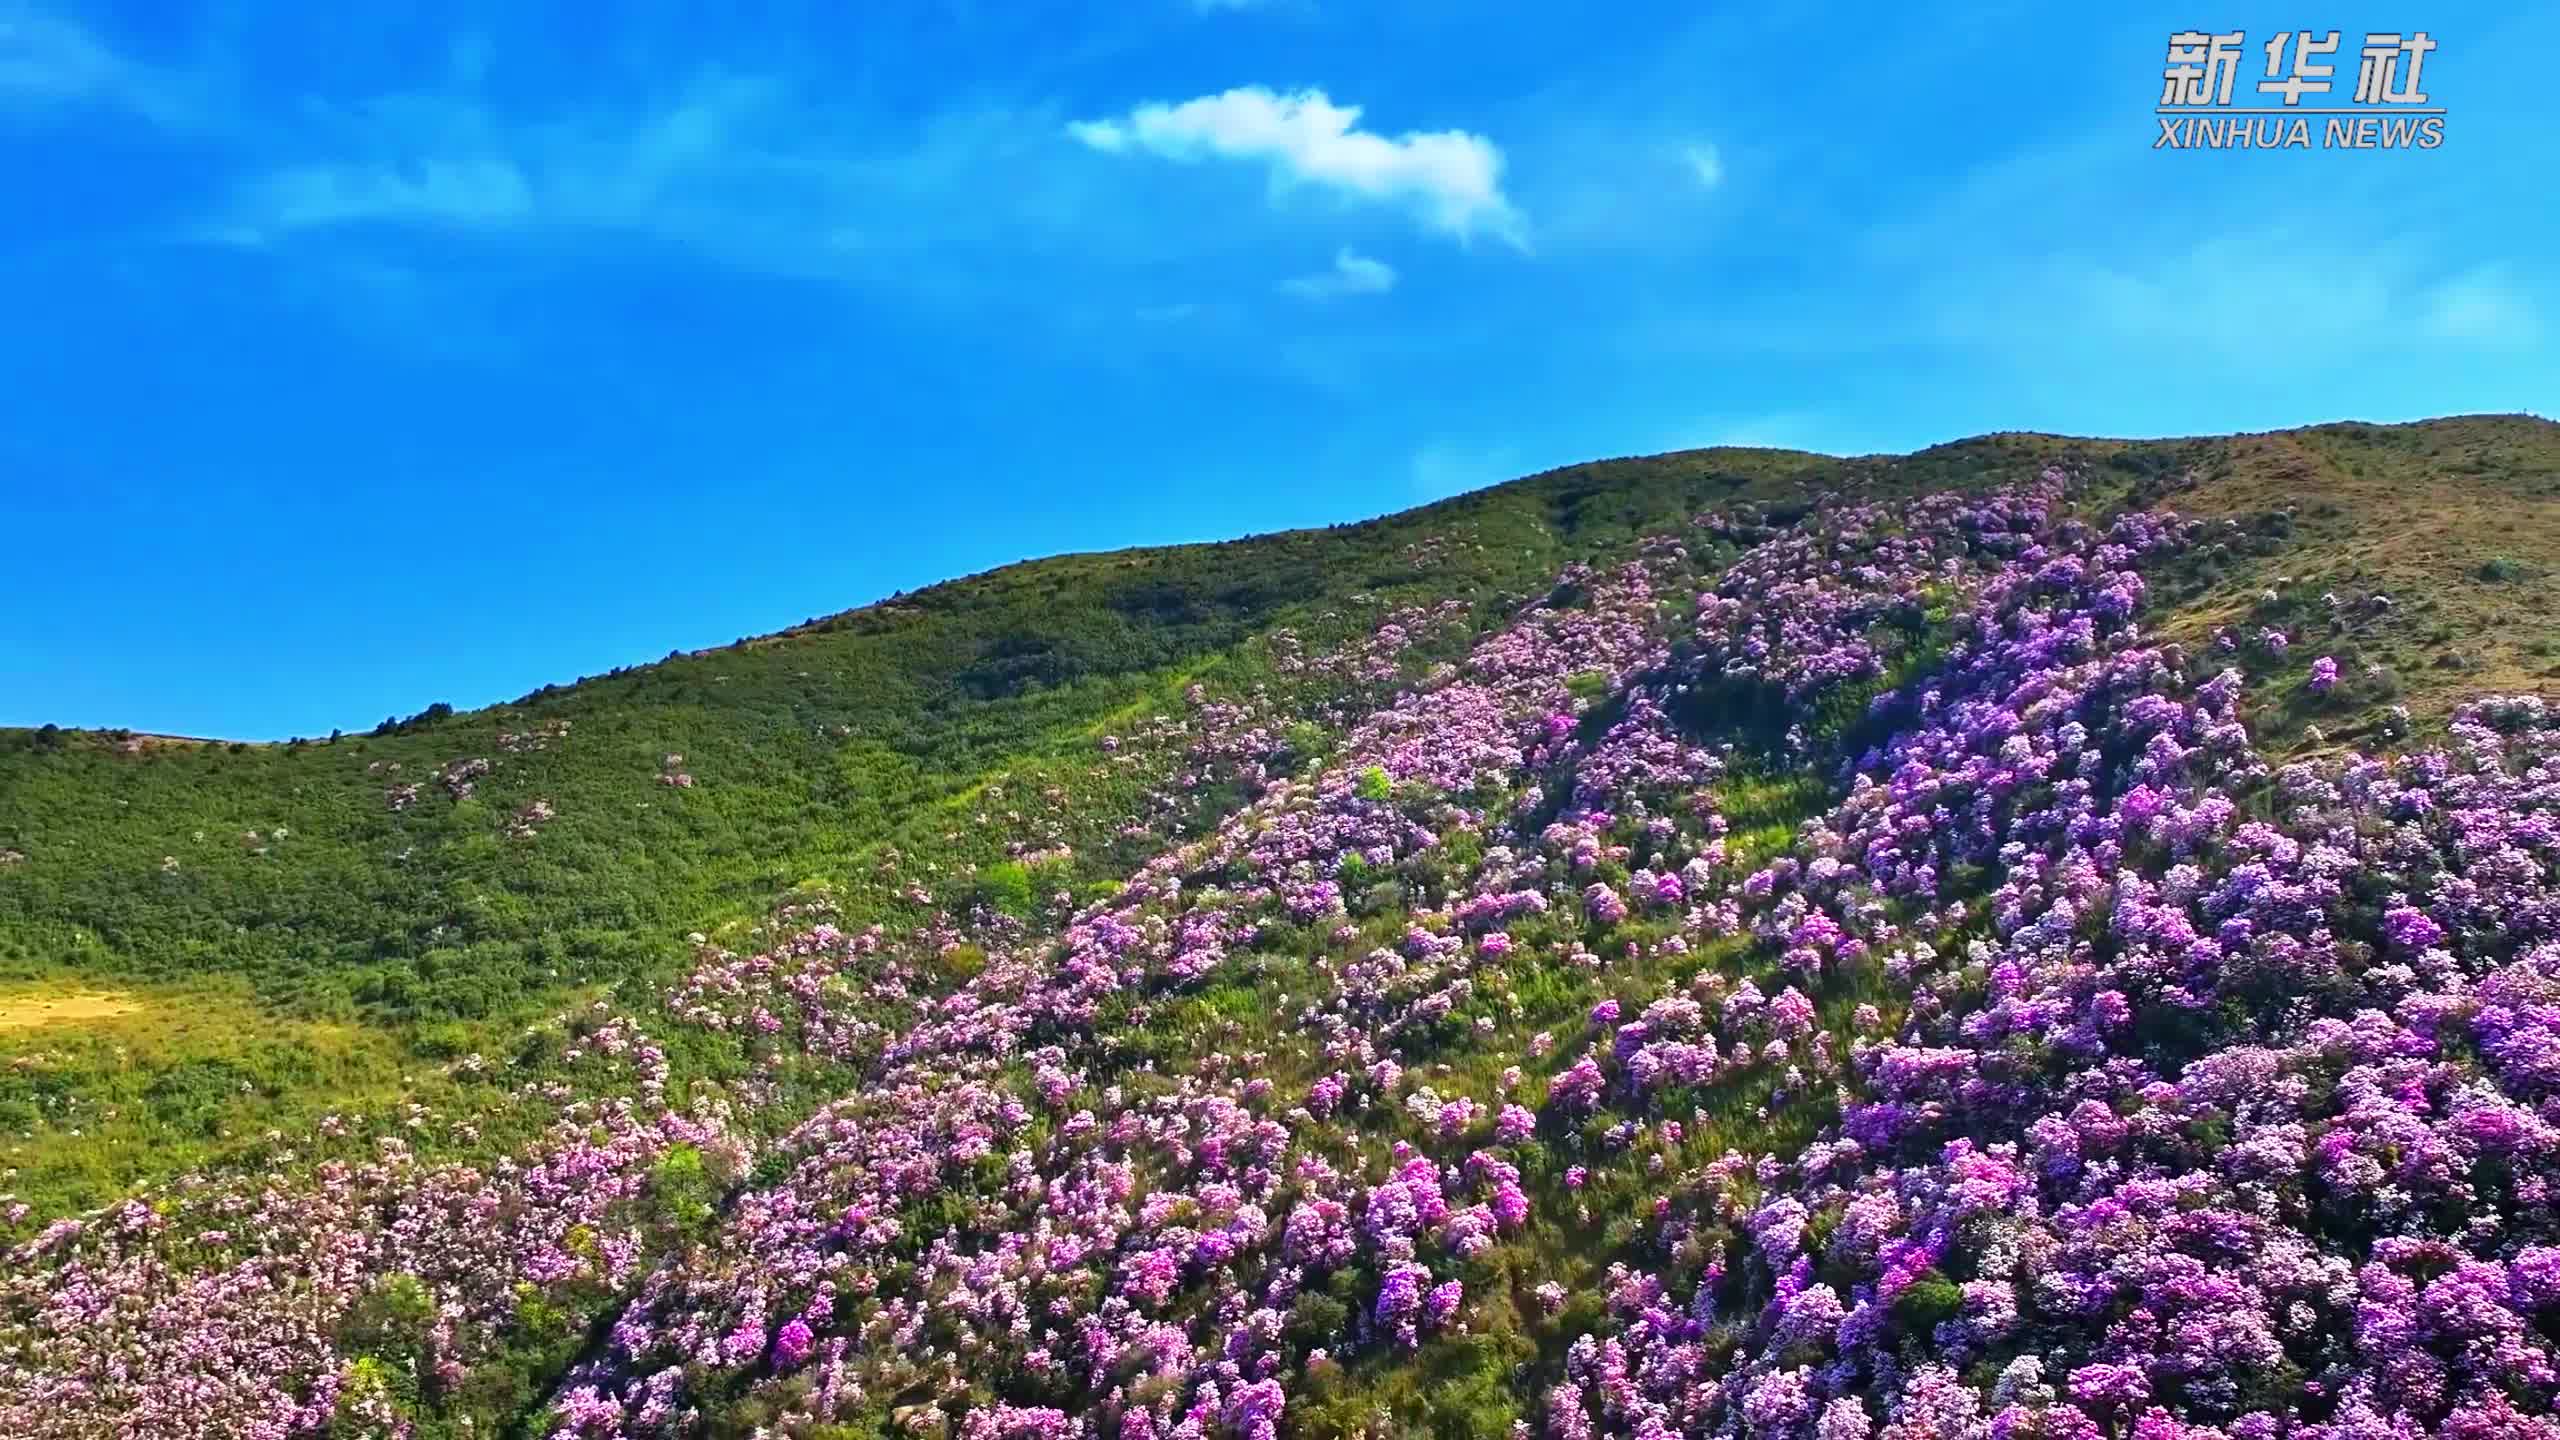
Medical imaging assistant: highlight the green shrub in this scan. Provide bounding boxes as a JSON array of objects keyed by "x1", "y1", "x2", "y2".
[
  {"x1": 974, "y1": 861, "x2": 1037, "y2": 918},
  {"x1": 412, "y1": 1021, "x2": 475, "y2": 1060},
  {"x1": 1286, "y1": 1290, "x2": 1351, "y2": 1352},
  {"x1": 650, "y1": 1144, "x2": 720, "y2": 1236},
  {"x1": 336, "y1": 1271, "x2": 437, "y2": 1414},
  {"x1": 1335, "y1": 851, "x2": 1375, "y2": 892},
  {"x1": 1891, "y1": 1270, "x2": 1964, "y2": 1335}
]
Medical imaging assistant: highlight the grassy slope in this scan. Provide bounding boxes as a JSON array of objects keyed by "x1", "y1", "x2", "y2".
[
  {"x1": 0, "y1": 443, "x2": 1842, "y2": 1209},
  {"x1": 0, "y1": 414, "x2": 2553, "y2": 1218},
  {"x1": 2166, "y1": 416, "x2": 2560, "y2": 708}
]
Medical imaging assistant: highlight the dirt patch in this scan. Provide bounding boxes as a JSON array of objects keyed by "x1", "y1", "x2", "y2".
[{"x1": 0, "y1": 990, "x2": 145, "y2": 1031}]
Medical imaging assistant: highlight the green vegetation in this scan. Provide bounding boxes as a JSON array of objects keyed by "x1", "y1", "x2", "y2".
[{"x1": 3, "y1": 413, "x2": 2555, "y2": 1226}]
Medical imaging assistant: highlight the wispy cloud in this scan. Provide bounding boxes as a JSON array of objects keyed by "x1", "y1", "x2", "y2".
[
  {"x1": 235, "y1": 158, "x2": 535, "y2": 234},
  {"x1": 1281, "y1": 246, "x2": 1395, "y2": 299},
  {"x1": 2422, "y1": 265, "x2": 2541, "y2": 348},
  {"x1": 0, "y1": 2, "x2": 194, "y2": 127},
  {"x1": 0, "y1": 3, "x2": 113, "y2": 102},
  {"x1": 1680, "y1": 141, "x2": 1723, "y2": 189},
  {"x1": 1068, "y1": 86, "x2": 1525, "y2": 247},
  {"x1": 195, "y1": 72, "x2": 1154, "y2": 308},
  {"x1": 1922, "y1": 234, "x2": 2551, "y2": 365},
  {"x1": 210, "y1": 72, "x2": 794, "y2": 247}
]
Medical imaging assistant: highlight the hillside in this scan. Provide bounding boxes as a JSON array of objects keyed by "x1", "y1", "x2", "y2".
[{"x1": 4, "y1": 414, "x2": 2560, "y2": 1440}]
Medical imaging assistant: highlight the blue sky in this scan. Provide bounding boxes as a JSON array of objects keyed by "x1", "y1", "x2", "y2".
[{"x1": 2, "y1": 2, "x2": 2552, "y2": 740}]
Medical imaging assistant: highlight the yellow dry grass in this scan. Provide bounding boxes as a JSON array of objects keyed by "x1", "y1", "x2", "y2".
[
  {"x1": 2159, "y1": 417, "x2": 2560, "y2": 722},
  {"x1": 0, "y1": 989, "x2": 145, "y2": 1031}
]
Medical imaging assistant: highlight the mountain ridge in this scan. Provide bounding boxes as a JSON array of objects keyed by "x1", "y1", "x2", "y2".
[{"x1": 9, "y1": 414, "x2": 2548, "y2": 749}]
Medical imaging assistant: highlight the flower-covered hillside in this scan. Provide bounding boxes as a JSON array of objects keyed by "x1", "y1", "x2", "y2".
[
  {"x1": 2, "y1": 439, "x2": 1863, "y2": 1216},
  {"x1": 5, "y1": 415, "x2": 2560, "y2": 1440}
]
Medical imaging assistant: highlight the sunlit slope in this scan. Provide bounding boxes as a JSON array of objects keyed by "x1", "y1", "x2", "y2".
[
  {"x1": 5, "y1": 415, "x2": 2560, "y2": 1440},
  {"x1": 0, "y1": 410, "x2": 2552, "y2": 1230}
]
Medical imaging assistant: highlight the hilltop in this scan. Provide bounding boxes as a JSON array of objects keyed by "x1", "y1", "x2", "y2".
[{"x1": 3, "y1": 413, "x2": 2559, "y2": 1440}]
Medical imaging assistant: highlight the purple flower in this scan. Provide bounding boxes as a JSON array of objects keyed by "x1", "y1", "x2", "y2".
[
  {"x1": 2069, "y1": 1362, "x2": 2151, "y2": 1409},
  {"x1": 2382, "y1": 903, "x2": 2446, "y2": 953},
  {"x1": 1424, "y1": 1279, "x2": 1464, "y2": 1328},
  {"x1": 770, "y1": 1318, "x2": 814, "y2": 1371}
]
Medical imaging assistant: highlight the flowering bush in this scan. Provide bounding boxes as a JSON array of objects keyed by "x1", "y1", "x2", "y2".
[{"x1": 11, "y1": 469, "x2": 2558, "y2": 1440}]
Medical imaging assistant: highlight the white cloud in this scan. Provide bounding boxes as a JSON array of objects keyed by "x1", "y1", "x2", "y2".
[
  {"x1": 1281, "y1": 246, "x2": 1395, "y2": 299},
  {"x1": 1063, "y1": 118, "x2": 1128, "y2": 152},
  {"x1": 1067, "y1": 86, "x2": 1525, "y2": 246},
  {"x1": 1680, "y1": 141, "x2": 1723, "y2": 189}
]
